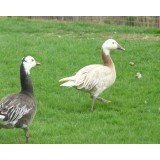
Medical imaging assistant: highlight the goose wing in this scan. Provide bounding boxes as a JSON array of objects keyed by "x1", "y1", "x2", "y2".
[
  {"x1": 74, "y1": 64, "x2": 112, "y2": 90},
  {"x1": 0, "y1": 93, "x2": 36, "y2": 127}
]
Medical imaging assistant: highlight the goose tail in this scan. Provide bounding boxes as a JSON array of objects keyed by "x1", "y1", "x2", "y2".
[{"x1": 59, "y1": 76, "x2": 75, "y2": 87}]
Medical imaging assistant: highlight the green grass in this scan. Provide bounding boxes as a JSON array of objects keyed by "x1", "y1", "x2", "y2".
[{"x1": 0, "y1": 17, "x2": 160, "y2": 144}]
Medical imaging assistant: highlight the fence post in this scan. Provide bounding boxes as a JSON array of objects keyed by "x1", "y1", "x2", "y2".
[{"x1": 73, "y1": 16, "x2": 80, "y2": 22}]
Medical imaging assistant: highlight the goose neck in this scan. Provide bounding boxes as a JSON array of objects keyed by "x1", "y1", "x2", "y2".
[
  {"x1": 101, "y1": 49, "x2": 114, "y2": 68},
  {"x1": 20, "y1": 63, "x2": 34, "y2": 96}
]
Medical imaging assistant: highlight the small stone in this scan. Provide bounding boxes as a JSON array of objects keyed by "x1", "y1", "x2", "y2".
[
  {"x1": 136, "y1": 72, "x2": 142, "y2": 79},
  {"x1": 129, "y1": 62, "x2": 135, "y2": 66}
]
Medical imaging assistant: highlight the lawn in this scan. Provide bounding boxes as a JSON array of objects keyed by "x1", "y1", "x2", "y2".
[{"x1": 0, "y1": 17, "x2": 160, "y2": 144}]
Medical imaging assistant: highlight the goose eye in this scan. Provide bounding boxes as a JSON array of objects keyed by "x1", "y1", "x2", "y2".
[
  {"x1": 31, "y1": 59, "x2": 34, "y2": 62},
  {"x1": 112, "y1": 42, "x2": 115, "y2": 44}
]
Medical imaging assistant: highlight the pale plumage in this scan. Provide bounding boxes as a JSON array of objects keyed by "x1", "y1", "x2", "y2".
[
  {"x1": 59, "y1": 39, "x2": 125, "y2": 111},
  {"x1": 60, "y1": 64, "x2": 114, "y2": 94}
]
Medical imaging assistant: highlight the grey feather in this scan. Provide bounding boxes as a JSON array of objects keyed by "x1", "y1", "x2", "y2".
[{"x1": 0, "y1": 93, "x2": 36, "y2": 128}]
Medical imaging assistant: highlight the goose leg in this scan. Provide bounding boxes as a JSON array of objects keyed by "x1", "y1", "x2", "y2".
[
  {"x1": 90, "y1": 96, "x2": 96, "y2": 112},
  {"x1": 23, "y1": 128, "x2": 29, "y2": 143},
  {"x1": 96, "y1": 97, "x2": 112, "y2": 103}
]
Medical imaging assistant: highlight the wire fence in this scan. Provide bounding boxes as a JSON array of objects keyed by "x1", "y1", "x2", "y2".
[{"x1": 25, "y1": 16, "x2": 160, "y2": 28}]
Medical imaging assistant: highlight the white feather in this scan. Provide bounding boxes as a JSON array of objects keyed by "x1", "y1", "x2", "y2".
[
  {"x1": 0, "y1": 115, "x2": 5, "y2": 120},
  {"x1": 59, "y1": 64, "x2": 116, "y2": 96},
  {"x1": 60, "y1": 81, "x2": 75, "y2": 87}
]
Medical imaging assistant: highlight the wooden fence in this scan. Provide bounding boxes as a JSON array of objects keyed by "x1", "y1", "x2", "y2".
[{"x1": 20, "y1": 16, "x2": 160, "y2": 28}]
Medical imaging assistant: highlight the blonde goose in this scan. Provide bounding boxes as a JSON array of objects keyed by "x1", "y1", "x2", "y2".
[
  {"x1": 0, "y1": 56, "x2": 40, "y2": 143},
  {"x1": 59, "y1": 39, "x2": 125, "y2": 111}
]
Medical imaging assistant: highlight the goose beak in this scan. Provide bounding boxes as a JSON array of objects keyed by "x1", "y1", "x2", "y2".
[
  {"x1": 36, "y1": 61, "x2": 41, "y2": 66},
  {"x1": 117, "y1": 44, "x2": 125, "y2": 50}
]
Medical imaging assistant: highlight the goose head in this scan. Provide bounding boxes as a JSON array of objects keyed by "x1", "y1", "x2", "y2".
[
  {"x1": 22, "y1": 56, "x2": 40, "y2": 74},
  {"x1": 102, "y1": 39, "x2": 125, "y2": 55}
]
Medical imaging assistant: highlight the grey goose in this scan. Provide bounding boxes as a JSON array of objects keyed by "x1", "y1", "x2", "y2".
[
  {"x1": 59, "y1": 39, "x2": 125, "y2": 111},
  {"x1": 0, "y1": 56, "x2": 40, "y2": 143}
]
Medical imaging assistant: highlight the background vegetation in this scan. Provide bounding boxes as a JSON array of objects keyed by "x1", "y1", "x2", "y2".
[{"x1": 0, "y1": 17, "x2": 159, "y2": 143}]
